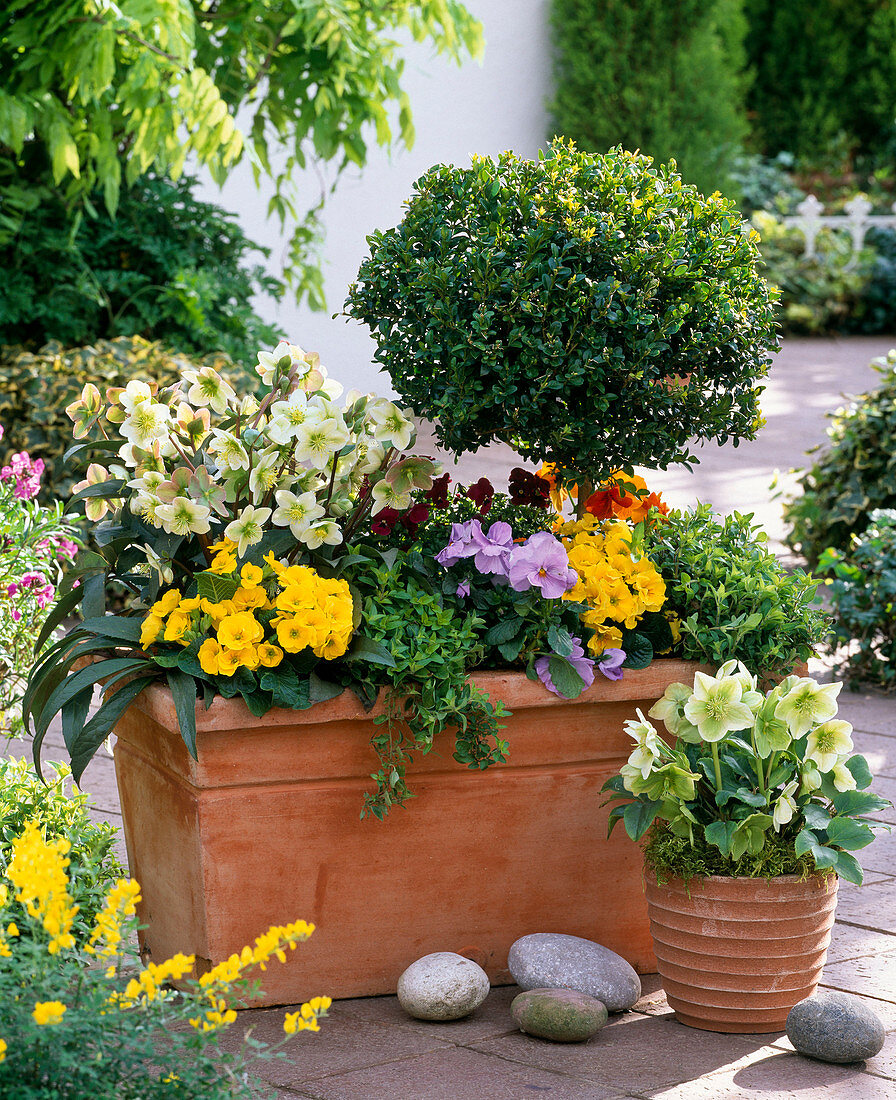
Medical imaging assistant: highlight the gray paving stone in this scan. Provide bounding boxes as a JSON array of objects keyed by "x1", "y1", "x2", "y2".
[
  {"x1": 647, "y1": 1048, "x2": 895, "y2": 1099},
  {"x1": 297, "y1": 1045, "x2": 623, "y2": 1100},
  {"x1": 470, "y1": 1012, "x2": 772, "y2": 1092},
  {"x1": 337, "y1": 985, "x2": 520, "y2": 1043},
  {"x1": 837, "y1": 692, "x2": 896, "y2": 739},
  {"x1": 835, "y1": 881, "x2": 896, "y2": 935},
  {"x1": 826, "y1": 923, "x2": 896, "y2": 965},
  {"x1": 218, "y1": 1001, "x2": 453, "y2": 1090},
  {"x1": 843, "y1": 733, "x2": 896, "y2": 782},
  {"x1": 821, "y1": 950, "x2": 896, "y2": 1005}
]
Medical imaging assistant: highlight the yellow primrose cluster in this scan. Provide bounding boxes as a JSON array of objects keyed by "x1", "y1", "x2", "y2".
[
  {"x1": 139, "y1": 539, "x2": 354, "y2": 677},
  {"x1": 558, "y1": 516, "x2": 666, "y2": 655},
  {"x1": 5, "y1": 823, "x2": 78, "y2": 955}
]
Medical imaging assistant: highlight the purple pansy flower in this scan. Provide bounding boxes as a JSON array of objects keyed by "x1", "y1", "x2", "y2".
[
  {"x1": 507, "y1": 531, "x2": 578, "y2": 599},
  {"x1": 455, "y1": 580, "x2": 470, "y2": 599},
  {"x1": 434, "y1": 519, "x2": 483, "y2": 566},
  {"x1": 471, "y1": 521, "x2": 514, "y2": 576},
  {"x1": 597, "y1": 648, "x2": 626, "y2": 681},
  {"x1": 535, "y1": 637, "x2": 596, "y2": 698}
]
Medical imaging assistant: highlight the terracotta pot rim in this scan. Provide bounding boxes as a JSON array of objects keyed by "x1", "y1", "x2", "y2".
[{"x1": 644, "y1": 869, "x2": 835, "y2": 886}]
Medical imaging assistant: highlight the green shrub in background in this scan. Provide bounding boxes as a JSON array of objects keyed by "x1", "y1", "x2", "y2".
[
  {"x1": 646, "y1": 505, "x2": 828, "y2": 676},
  {"x1": 818, "y1": 510, "x2": 896, "y2": 691},
  {"x1": 783, "y1": 351, "x2": 896, "y2": 568},
  {"x1": 743, "y1": 0, "x2": 896, "y2": 165},
  {"x1": 549, "y1": 0, "x2": 749, "y2": 195},
  {"x1": 0, "y1": 337, "x2": 258, "y2": 503},
  {"x1": 751, "y1": 210, "x2": 868, "y2": 334},
  {"x1": 0, "y1": 757, "x2": 123, "y2": 942},
  {"x1": 0, "y1": 175, "x2": 284, "y2": 365}
]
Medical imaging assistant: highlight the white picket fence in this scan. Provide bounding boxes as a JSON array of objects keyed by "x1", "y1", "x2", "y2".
[{"x1": 781, "y1": 194, "x2": 896, "y2": 268}]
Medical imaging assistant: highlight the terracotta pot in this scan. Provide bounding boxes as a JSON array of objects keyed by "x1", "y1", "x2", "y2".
[
  {"x1": 111, "y1": 660, "x2": 708, "y2": 1005},
  {"x1": 643, "y1": 869, "x2": 839, "y2": 1033}
]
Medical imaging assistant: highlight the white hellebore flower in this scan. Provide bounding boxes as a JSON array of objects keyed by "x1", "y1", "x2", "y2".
[
  {"x1": 774, "y1": 678, "x2": 842, "y2": 738},
  {"x1": 266, "y1": 390, "x2": 317, "y2": 445},
  {"x1": 682, "y1": 671, "x2": 755, "y2": 743},
  {"x1": 772, "y1": 780, "x2": 799, "y2": 832},
  {"x1": 367, "y1": 400, "x2": 414, "y2": 451},
  {"x1": 118, "y1": 379, "x2": 154, "y2": 413},
  {"x1": 805, "y1": 719, "x2": 854, "y2": 773},
  {"x1": 224, "y1": 505, "x2": 272, "y2": 558},
  {"x1": 120, "y1": 402, "x2": 172, "y2": 448},
  {"x1": 648, "y1": 681, "x2": 700, "y2": 741},
  {"x1": 623, "y1": 709, "x2": 661, "y2": 779},
  {"x1": 370, "y1": 479, "x2": 412, "y2": 516},
  {"x1": 141, "y1": 544, "x2": 174, "y2": 585},
  {"x1": 271, "y1": 489, "x2": 325, "y2": 539},
  {"x1": 154, "y1": 496, "x2": 212, "y2": 537},
  {"x1": 293, "y1": 417, "x2": 350, "y2": 471},
  {"x1": 248, "y1": 453, "x2": 285, "y2": 503},
  {"x1": 256, "y1": 341, "x2": 313, "y2": 387},
  {"x1": 830, "y1": 759, "x2": 858, "y2": 792},
  {"x1": 300, "y1": 520, "x2": 343, "y2": 549},
  {"x1": 208, "y1": 429, "x2": 251, "y2": 473},
  {"x1": 181, "y1": 367, "x2": 236, "y2": 415},
  {"x1": 354, "y1": 437, "x2": 387, "y2": 476}
]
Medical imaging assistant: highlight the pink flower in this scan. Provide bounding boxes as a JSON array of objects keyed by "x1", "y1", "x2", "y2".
[{"x1": 6, "y1": 582, "x2": 18, "y2": 597}]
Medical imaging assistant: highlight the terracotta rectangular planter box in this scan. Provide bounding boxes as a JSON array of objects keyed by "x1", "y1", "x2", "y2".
[{"x1": 112, "y1": 661, "x2": 705, "y2": 1005}]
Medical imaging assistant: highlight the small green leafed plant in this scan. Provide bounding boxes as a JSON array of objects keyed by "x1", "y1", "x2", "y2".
[
  {"x1": 818, "y1": 509, "x2": 896, "y2": 690},
  {"x1": 645, "y1": 504, "x2": 828, "y2": 676},
  {"x1": 784, "y1": 350, "x2": 896, "y2": 567},
  {"x1": 603, "y1": 662, "x2": 891, "y2": 885}
]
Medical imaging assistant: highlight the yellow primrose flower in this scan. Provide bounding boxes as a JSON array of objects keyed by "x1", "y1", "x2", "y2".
[
  {"x1": 217, "y1": 649, "x2": 242, "y2": 677},
  {"x1": 232, "y1": 586, "x2": 269, "y2": 612},
  {"x1": 163, "y1": 610, "x2": 193, "y2": 645},
  {"x1": 179, "y1": 597, "x2": 202, "y2": 613},
  {"x1": 257, "y1": 643, "x2": 284, "y2": 668},
  {"x1": 140, "y1": 614, "x2": 164, "y2": 648},
  {"x1": 238, "y1": 646, "x2": 261, "y2": 671},
  {"x1": 628, "y1": 559, "x2": 666, "y2": 612},
  {"x1": 32, "y1": 1001, "x2": 67, "y2": 1026},
  {"x1": 207, "y1": 536, "x2": 238, "y2": 555},
  {"x1": 587, "y1": 623, "x2": 624, "y2": 655},
  {"x1": 217, "y1": 612, "x2": 264, "y2": 650},
  {"x1": 152, "y1": 589, "x2": 182, "y2": 616},
  {"x1": 240, "y1": 563, "x2": 264, "y2": 587},
  {"x1": 209, "y1": 550, "x2": 237, "y2": 575},
  {"x1": 198, "y1": 639, "x2": 222, "y2": 675},
  {"x1": 314, "y1": 632, "x2": 351, "y2": 660},
  {"x1": 276, "y1": 616, "x2": 316, "y2": 653}
]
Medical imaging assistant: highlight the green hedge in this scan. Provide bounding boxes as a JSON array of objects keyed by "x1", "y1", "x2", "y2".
[{"x1": 549, "y1": 0, "x2": 748, "y2": 194}]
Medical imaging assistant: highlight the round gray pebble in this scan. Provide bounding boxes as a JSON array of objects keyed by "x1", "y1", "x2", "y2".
[
  {"x1": 511, "y1": 987, "x2": 608, "y2": 1042},
  {"x1": 787, "y1": 991, "x2": 886, "y2": 1063},
  {"x1": 397, "y1": 952, "x2": 490, "y2": 1021},
  {"x1": 508, "y1": 933, "x2": 641, "y2": 1012}
]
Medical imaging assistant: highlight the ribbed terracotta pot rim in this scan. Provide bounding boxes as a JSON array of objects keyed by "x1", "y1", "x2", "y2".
[{"x1": 643, "y1": 865, "x2": 838, "y2": 1033}]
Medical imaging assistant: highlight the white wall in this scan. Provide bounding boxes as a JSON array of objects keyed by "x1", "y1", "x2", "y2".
[{"x1": 197, "y1": 0, "x2": 552, "y2": 396}]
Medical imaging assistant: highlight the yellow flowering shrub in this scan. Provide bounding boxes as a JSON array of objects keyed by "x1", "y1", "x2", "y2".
[{"x1": 0, "y1": 821, "x2": 330, "y2": 1096}]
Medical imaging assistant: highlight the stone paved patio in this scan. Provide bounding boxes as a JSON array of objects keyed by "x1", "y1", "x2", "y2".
[{"x1": 6, "y1": 335, "x2": 896, "y2": 1098}]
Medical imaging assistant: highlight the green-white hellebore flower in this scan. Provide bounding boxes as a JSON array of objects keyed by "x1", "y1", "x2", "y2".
[
  {"x1": 805, "y1": 719, "x2": 854, "y2": 772},
  {"x1": 772, "y1": 779, "x2": 799, "y2": 831},
  {"x1": 224, "y1": 505, "x2": 272, "y2": 557},
  {"x1": 682, "y1": 671, "x2": 756, "y2": 743},
  {"x1": 647, "y1": 682, "x2": 701, "y2": 741},
  {"x1": 830, "y1": 758, "x2": 858, "y2": 792},
  {"x1": 181, "y1": 367, "x2": 236, "y2": 415},
  {"x1": 272, "y1": 489, "x2": 325, "y2": 539},
  {"x1": 623, "y1": 709, "x2": 661, "y2": 779},
  {"x1": 154, "y1": 495, "x2": 212, "y2": 537},
  {"x1": 774, "y1": 678, "x2": 842, "y2": 738}
]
